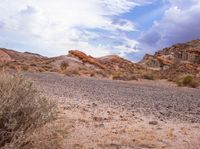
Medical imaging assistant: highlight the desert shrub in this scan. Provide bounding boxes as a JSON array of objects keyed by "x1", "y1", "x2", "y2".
[
  {"x1": 167, "y1": 78, "x2": 174, "y2": 82},
  {"x1": 0, "y1": 73, "x2": 64, "y2": 148},
  {"x1": 63, "y1": 67, "x2": 79, "y2": 76},
  {"x1": 189, "y1": 79, "x2": 199, "y2": 88},
  {"x1": 8, "y1": 64, "x2": 16, "y2": 70},
  {"x1": 195, "y1": 55, "x2": 200, "y2": 63},
  {"x1": 94, "y1": 70, "x2": 108, "y2": 78},
  {"x1": 37, "y1": 67, "x2": 45, "y2": 72},
  {"x1": 41, "y1": 65, "x2": 52, "y2": 71},
  {"x1": 182, "y1": 75, "x2": 193, "y2": 85},
  {"x1": 20, "y1": 65, "x2": 29, "y2": 71},
  {"x1": 112, "y1": 71, "x2": 125, "y2": 80},
  {"x1": 60, "y1": 61, "x2": 69, "y2": 71},
  {"x1": 0, "y1": 63, "x2": 6, "y2": 71},
  {"x1": 23, "y1": 119, "x2": 70, "y2": 149},
  {"x1": 112, "y1": 71, "x2": 137, "y2": 81},
  {"x1": 90, "y1": 72, "x2": 95, "y2": 77},
  {"x1": 30, "y1": 63, "x2": 37, "y2": 67},
  {"x1": 176, "y1": 75, "x2": 200, "y2": 88},
  {"x1": 80, "y1": 69, "x2": 94, "y2": 77},
  {"x1": 142, "y1": 74, "x2": 155, "y2": 80},
  {"x1": 128, "y1": 75, "x2": 138, "y2": 81}
]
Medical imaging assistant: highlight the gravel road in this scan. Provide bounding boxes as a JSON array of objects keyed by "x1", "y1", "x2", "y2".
[{"x1": 24, "y1": 72, "x2": 200, "y2": 123}]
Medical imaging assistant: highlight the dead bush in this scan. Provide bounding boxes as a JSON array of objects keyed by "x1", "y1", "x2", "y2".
[
  {"x1": 23, "y1": 119, "x2": 71, "y2": 149},
  {"x1": 189, "y1": 79, "x2": 199, "y2": 88},
  {"x1": 142, "y1": 74, "x2": 155, "y2": 80},
  {"x1": 112, "y1": 71, "x2": 124, "y2": 80},
  {"x1": 60, "y1": 61, "x2": 69, "y2": 71},
  {"x1": 176, "y1": 75, "x2": 200, "y2": 88},
  {"x1": 63, "y1": 67, "x2": 79, "y2": 76},
  {"x1": 8, "y1": 64, "x2": 17, "y2": 70},
  {"x1": 112, "y1": 71, "x2": 137, "y2": 81},
  {"x1": 0, "y1": 73, "x2": 68, "y2": 148},
  {"x1": 20, "y1": 65, "x2": 29, "y2": 71},
  {"x1": 30, "y1": 63, "x2": 37, "y2": 67}
]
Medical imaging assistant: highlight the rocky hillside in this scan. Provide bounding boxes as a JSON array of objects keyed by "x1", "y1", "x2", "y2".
[
  {"x1": 140, "y1": 40, "x2": 200, "y2": 79},
  {"x1": 0, "y1": 48, "x2": 146, "y2": 80},
  {"x1": 1, "y1": 39, "x2": 199, "y2": 82},
  {"x1": 0, "y1": 49, "x2": 14, "y2": 62}
]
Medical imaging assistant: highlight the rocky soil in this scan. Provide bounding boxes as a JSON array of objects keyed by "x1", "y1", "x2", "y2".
[
  {"x1": 24, "y1": 72, "x2": 200, "y2": 123},
  {"x1": 23, "y1": 72, "x2": 200, "y2": 149}
]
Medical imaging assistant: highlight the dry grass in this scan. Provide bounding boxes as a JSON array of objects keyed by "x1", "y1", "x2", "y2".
[
  {"x1": 0, "y1": 73, "x2": 69, "y2": 149},
  {"x1": 112, "y1": 71, "x2": 137, "y2": 81},
  {"x1": 20, "y1": 64, "x2": 29, "y2": 71},
  {"x1": 176, "y1": 75, "x2": 200, "y2": 88},
  {"x1": 142, "y1": 73, "x2": 155, "y2": 80},
  {"x1": 60, "y1": 61, "x2": 69, "y2": 71},
  {"x1": 63, "y1": 67, "x2": 80, "y2": 76}
]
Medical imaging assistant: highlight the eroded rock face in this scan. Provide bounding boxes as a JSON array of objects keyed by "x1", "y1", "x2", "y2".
[
  {"x1": 140, "y1": 54, "x2": 161, "y2": 68},
  {"x1": 156, "y1": 40, "x2": 200, "y2": 63},
  {"x1": 141, "y1": 40, "x2": 200, "y2": 70},
  {"x1": 0, "y1": 49, "x2": 14, "y2": 62}
]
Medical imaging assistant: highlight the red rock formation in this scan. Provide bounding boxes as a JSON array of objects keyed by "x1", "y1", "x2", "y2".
[
  {"x1": 141, "y1": 40, "x2": 200, "y2": 69},
  {"x1": 68, "y1": 50, "x2": 106, "y2": 69}
]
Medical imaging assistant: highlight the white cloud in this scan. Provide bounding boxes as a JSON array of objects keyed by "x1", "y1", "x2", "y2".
[
  {"x1": 0, "y1": 0, "x2": 150, "y2": 57},
  {"x1": 139, "y1": 0, "x2": 200, "y2": 52},
  {"x1": 115, "y1": 38, "x2": 139, "y2": 57}
]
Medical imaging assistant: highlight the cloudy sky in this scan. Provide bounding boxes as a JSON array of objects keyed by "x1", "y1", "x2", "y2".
[{"x1": 0, "y1": 0, "x2": 200, "y2": 61}]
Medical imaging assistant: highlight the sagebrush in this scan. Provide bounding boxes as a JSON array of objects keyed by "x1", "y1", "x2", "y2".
[
  {"x1": 0, "y1": 73, "x2": 68, "y2": 149},
  {"x1": 112, "y1": 71, "x2": 137, "y2": 81},
  {"x1": 176, "y1": 75, "x2": 200, "y2": 88}
]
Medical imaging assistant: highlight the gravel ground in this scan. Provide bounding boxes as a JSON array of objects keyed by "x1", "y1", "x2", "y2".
[{"x1": 24, "y1": 72, "x2": 200, "y2": 123}]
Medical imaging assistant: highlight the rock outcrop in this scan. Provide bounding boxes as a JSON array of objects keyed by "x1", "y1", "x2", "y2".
[
  {"x1": 1, "y1": 39, "x2": 199, "y2": 81},
  {"x1": 140, "y1": 40, "x2": 200, "y2": 79},
  {"x1": 140, "y1": 40, "x2": 200, "y2": 71},
  {"x1": 68, "y1": 50, "x2": 106, "y2": 69}
]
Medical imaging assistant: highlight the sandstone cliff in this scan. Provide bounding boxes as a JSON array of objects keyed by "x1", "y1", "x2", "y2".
[{"x1": 140, "y1": 40, "x2": 200, "y2": 79}]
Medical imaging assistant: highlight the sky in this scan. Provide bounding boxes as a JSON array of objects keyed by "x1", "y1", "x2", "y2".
[{"x1": 0, "y1": 0, "x2": 200, "y2": 62}]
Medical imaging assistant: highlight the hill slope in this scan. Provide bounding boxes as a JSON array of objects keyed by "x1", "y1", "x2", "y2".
[
  {"x1": 0, "y1": 48, "x2": 146, "y2": 80},
  {"x1": 1, "y1": 39, "x2": 200, "y2": 82},
  {"x1": 140, "y1": 40, "x2": 200, "y2": 79}
]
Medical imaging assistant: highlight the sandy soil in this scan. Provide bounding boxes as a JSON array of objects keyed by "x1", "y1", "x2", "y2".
[{"x1": 23, "y1": 72, "x2": 200, "y2": 149}]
